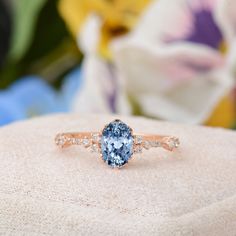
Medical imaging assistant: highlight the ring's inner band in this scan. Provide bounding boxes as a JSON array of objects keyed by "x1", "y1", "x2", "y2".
[{"x1": 55, "y1": 132, "x2": 180, "y2": 152}]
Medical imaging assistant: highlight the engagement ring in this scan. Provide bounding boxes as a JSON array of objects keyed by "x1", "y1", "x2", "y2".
[{"x1": 55, "y1": 119, "x2": 180, "y2": 168}]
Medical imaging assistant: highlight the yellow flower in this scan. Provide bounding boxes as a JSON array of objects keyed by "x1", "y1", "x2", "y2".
[
  {"x1": 206, "y1": 95, "x2": 235, "y2": 128},
  {"x1": 206, "y1": 42, "x2": 235, "y2": 128},
  {"x1": 58, "y1": 0, "x2": 150, "y2": 57}
]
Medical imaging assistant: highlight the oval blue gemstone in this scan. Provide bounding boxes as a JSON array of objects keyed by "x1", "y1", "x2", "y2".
[{"x1": 101, "y1": 120, "x2": 133, "y2": 168}]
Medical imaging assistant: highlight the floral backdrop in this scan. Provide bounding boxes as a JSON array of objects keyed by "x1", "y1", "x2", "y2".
[{"x1": 0, "y1": 0, "x2": 235, "y2": 128}]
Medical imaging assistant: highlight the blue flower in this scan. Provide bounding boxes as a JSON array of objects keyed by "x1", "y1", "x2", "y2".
[
  {"x1": 0, "y1": 92, "x2": 25, "y2": 126},
  {"x1": 60, "y1": 67, "x2": 82, "y2": 111},
  {"x1": 0, "y1": 68, "x2": 81, "y2": 126},
  {"x1": 10, "y1": 76, "x2": 60, "y2": 115}
]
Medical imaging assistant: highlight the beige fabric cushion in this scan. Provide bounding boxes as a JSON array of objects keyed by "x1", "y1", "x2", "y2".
[{"x1": 0, "y1": 114, "x2": 236, "y2": 235}]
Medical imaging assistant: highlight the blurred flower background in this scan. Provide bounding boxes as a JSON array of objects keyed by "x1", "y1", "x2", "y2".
[{"x1": 0, "y1": 0, "x2": 235, "y2": 128}]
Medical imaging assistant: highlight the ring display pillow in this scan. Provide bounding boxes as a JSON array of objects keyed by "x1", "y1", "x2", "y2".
[{"x1": 0, "y1": 114, "x2": 236, "y2": 235}]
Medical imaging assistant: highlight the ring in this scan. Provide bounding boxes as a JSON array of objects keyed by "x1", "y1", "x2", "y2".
[{"x1": 55, "y1": 119, "x2": 180, "y2": 168}]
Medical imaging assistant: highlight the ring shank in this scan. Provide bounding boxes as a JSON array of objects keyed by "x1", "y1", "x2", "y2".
[
  {"x1": 55, "y1": 132, "x2": 180, "y2": 152},
  {"x1": 134, "y1": 133, "x2": 179, "y2": 151}
]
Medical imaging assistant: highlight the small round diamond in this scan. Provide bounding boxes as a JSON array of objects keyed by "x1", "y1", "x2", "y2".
[
  {"x1": 134, "y1": 145, "x2": 142, "y2": 154},
  {"x1": 135, "y1": 135, "x2": 143, "y2": 144},
  {"x1": 82, "y1": 138, "x2": 89, "y2": 147},
  {"x1": 91, "y1": 144, "x2": 99, "y2": 153},
  {"x1": 166, "y1": 137, "x2": 180, "y2": 150},
  {"x1": 144, "y1": 141, "x2": 151, "y2": 149},
  {"x1": 92, "y1": 133, "x2": 100, "y2": 142},
  {"x1": 152, "y1": 141, "x2": 160, "y2": 147},
  {"x1": 101, "y1": 120, "x2": 133, "y2": 168},
  {"x1": 75, "y1": 138, "x2": 81, "y2": 145},
  {"x1": 55, "y1": 135, "x2": 66, "y2": 147}
]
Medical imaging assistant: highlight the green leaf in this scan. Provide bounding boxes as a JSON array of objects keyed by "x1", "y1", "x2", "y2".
[{"x1": 9, "y1": 0, "x2": 47, "y2": 61}]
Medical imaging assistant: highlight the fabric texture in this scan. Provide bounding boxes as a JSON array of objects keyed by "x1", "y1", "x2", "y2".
[{"x1": 0, "y1": 114, "x2": 236, "y2": 235}]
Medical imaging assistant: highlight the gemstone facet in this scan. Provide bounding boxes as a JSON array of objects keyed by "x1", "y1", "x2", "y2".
[{"x1": 101, "y1": 120, "x2": 133, "y2": 168}]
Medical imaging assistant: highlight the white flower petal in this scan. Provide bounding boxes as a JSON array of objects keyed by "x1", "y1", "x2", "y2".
[
  {"x1": 216, "y1": 0, "x2": 236, "y2": 43},
  {"x1": 113, "y1": 43, "x2": 233, "y2": 123},
  {"x1": 137, "y1": 71, "x2": 233, "y2": 124},
  {"x1": 72, "y1": 55, "x2": 113, "y2": 113},
  {"x1": 112, "y1": 39, "x2": 224, "y2": 90},
  {"x1": 72, "y1": 54, "x2": 131, "y2": 115},
  {"x1": 77, "y1": 14, "x2": 102, "y2": 54},
  {"x1": 226, "y1": 40, "x2": 236, "y2": 80}
]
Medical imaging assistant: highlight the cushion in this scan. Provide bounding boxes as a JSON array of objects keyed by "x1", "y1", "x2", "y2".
[{"x1": 0, "y1": 114, "x2": 236, "y2": 235}]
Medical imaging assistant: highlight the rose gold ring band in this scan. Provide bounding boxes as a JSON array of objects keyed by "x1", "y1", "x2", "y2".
[
  {"x1": 55, "y1": 119, "x2": 180, "y2": 168},
  {"x1": 55, "y1": 132, "x2": 180, "y2": 153}
]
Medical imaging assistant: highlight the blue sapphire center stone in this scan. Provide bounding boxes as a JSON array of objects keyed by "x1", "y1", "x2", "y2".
[{"x1": 101, "y1": 120, "x2": 134, "y2": 167}]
